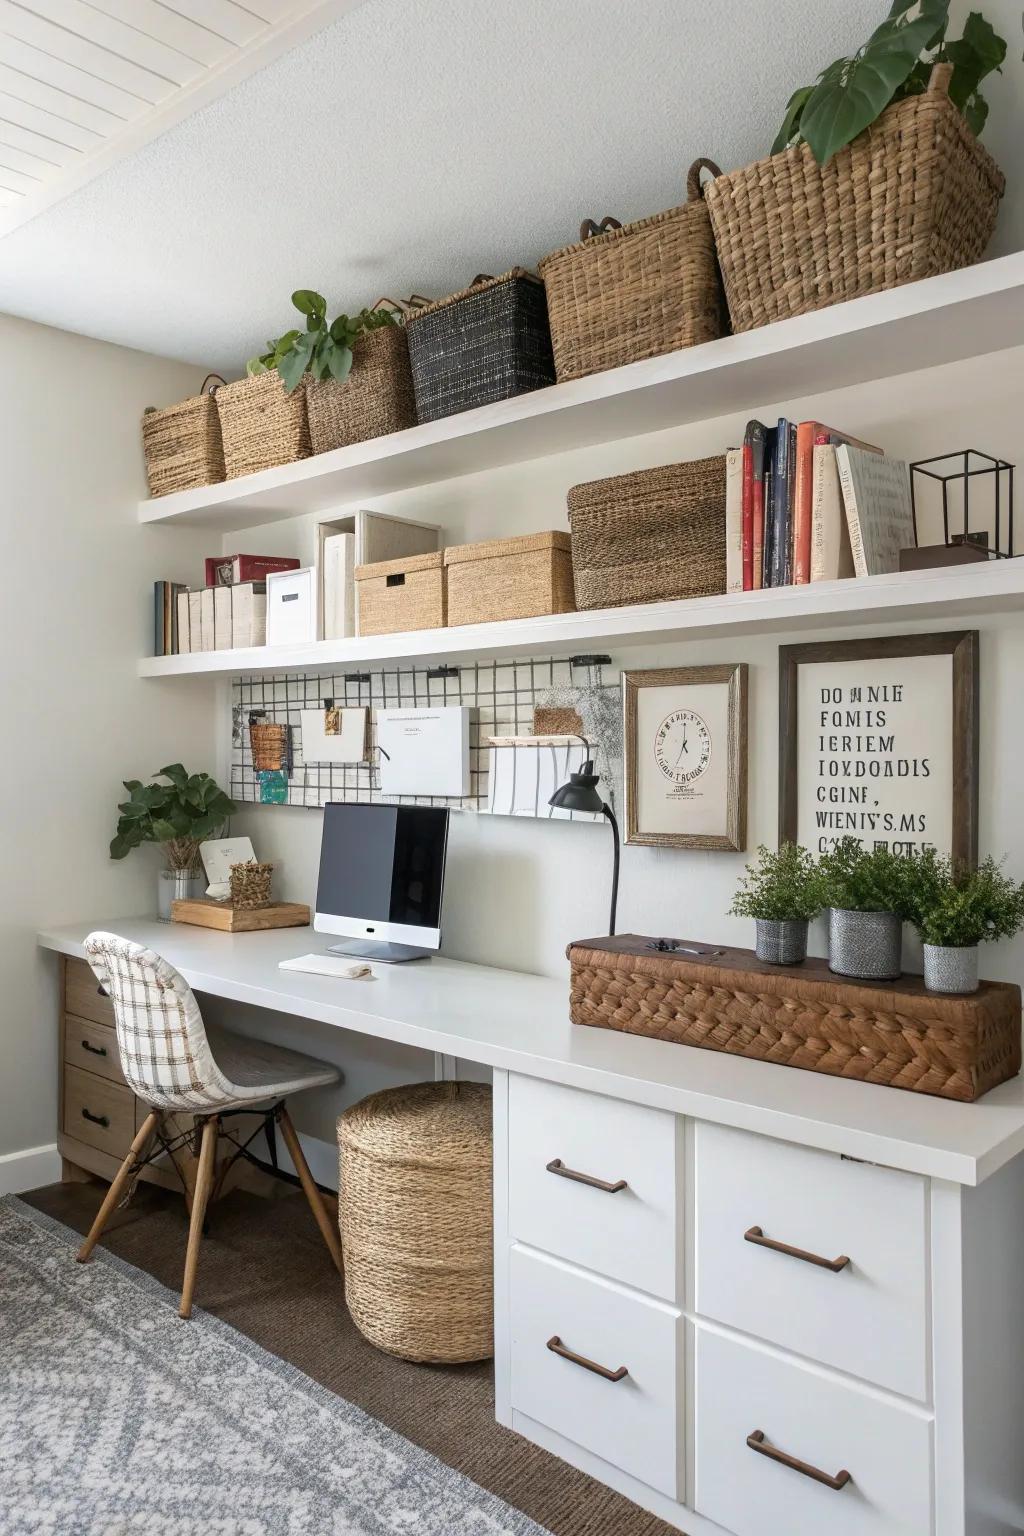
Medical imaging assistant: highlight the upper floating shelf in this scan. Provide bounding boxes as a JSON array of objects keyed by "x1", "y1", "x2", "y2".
[{"x1": 140, "y1": 254, "x2": 1024, "y2": 532}]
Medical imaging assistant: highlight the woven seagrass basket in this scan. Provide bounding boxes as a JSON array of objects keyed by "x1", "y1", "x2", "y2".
[
  {"x1": 703, "y1": 65, "x2": 1005, "y2": 334},
  {"x1": 444, "y1": 531, "x2": 574, "y2": 626},
  {"x1": 568, "y1": 456, "x2": 727, "y2": 610},
  {"x1": 539, "y1": 159, "x2": 726, "y2": 382},
  {"x1": 405, "y1": 269, "x2": 555, "y2": 423},
  {"x1": 355, "y1": 550, "x2": 446, "y2": 635},
  {"x1": 305, "y1": 315, "x2": 417, "y2": 453},
  {"x1": 215, "y1": 371, "x2": 311, "y2": 480},
  {"x1": 141, "y1": 374, "x2": 226, "y2": 497},
  {"x1": 338, "y1": 1081, "x2": 493, "y2": 1363}
]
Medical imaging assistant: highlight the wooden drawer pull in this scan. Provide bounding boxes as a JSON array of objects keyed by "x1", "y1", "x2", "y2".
[
  {"x1": 546, "y1": 1335, "x2": 628, "y2": 1382},
  {"x1": 745, "y1": 1225, "x2": 850, "y2": 1273},
  {"x1": 546, "y1": 1157, "x2": 627, "y2": 1193},
  {"x1": 747, "y1": 1430, "x2": 851, "y2": 1491},
  {"x1": 81, "y1": 1039, "x2": 108, "y2": 1057},
  {"x1": 81, "y1": 1108, "x2": 110, "y2": 1129}
]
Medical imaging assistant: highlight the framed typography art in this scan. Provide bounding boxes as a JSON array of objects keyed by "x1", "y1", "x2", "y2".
[
  {"x1": 623, "y1": 664, "x2": 747, "y2": 850},
  {"x1": 778, "y1": 631, "x2": 979, "y2": 865}
]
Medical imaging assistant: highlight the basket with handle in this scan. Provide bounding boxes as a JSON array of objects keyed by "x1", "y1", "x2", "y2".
[
  {"x1": 305, "y1": 296, "x2": 425, "y2": 454},
  {"x1": 215, "y1": 369, "x2": 311, "y2": 480},
  {"x1": 141, "y1": 374, "x2": 226, "y2": 498},
  {"x1": 539, "y1": 158, "x2": 727, "y2": 382},
  {"x1": 703, "y1": 65, "x2": 1005, "y2": 334}
]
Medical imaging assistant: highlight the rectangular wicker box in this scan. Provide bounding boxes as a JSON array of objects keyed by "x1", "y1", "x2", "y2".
[
  {"x1": 355, "y1": 549, "x2": 446, "y2": 636},
  {"x1": 567, "y1": 934, "x2": 1022, "y2": 1103},
  {"x1": 141, "y1": 380, "x2": 225, "y2": 498},
  {"x1": 444, "y1": 532, "x2": 574, "y2": 627}
]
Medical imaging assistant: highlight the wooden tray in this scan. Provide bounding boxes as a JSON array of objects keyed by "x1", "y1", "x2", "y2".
[{"x1": 171, "y1": 899, "x2": 310, "y2": 933}]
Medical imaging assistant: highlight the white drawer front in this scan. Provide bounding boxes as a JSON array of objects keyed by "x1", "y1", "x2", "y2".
[
  {"x1": 695, "y1": 1122, "x2": 928, "y2": 1400},
  {"x1": 694, "y1": 1327, "x2": 933, "y2": 1536},
  {"x1": 508, "y1": 1073, "x2": 679, "y2": 1300},
  {"x1": 509, "y1": 1244, "x2": 681, "y2": 1498}
]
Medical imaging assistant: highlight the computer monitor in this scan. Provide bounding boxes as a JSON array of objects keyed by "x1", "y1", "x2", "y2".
[{"x1": 314, "y1": 803, "x2": 450, "y2": 963}]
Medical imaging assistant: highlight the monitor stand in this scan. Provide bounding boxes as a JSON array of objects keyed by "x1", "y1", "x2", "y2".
[{"x1": 326, "y1": 938, "x2": 433, "y2": 965}]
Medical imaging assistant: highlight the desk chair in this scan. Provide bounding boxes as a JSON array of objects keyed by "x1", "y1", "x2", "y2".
[{"x1": 76, "y1": 930, "x2": 344, "y2": 1317}]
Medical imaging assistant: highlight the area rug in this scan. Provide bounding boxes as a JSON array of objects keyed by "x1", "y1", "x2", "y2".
[{"x1": 0, "y1": 1196, "x2": 550, "y2": 1536}]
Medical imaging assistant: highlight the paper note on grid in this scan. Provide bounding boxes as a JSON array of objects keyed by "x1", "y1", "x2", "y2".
[{"x1": 485, "y1": 741, "x2": 602, "y2": 820}]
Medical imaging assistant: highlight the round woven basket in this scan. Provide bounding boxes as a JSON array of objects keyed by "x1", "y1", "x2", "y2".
[{"x1": 338, "y1": 1081, "x2": 493, "y2": 1363}]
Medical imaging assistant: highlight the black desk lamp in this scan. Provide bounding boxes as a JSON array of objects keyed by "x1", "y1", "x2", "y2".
[{"x1": 548, "y1": 760, "x2": 620, "y2": 936}]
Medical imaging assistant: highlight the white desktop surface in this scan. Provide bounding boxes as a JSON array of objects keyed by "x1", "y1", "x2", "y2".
[{"x1": 39, "y1": 917, "x2": 1024, "y2": 1186}]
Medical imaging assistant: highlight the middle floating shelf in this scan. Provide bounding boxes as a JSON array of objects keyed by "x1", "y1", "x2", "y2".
[{"x1": 139, "y1": 561, "x2": 1024, "y2": 678}]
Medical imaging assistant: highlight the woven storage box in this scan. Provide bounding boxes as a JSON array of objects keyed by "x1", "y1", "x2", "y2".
[
  {"x1": 306, "y1": 323, "x2": 416, "y2": 453},
  {"x1": 215, "y1": 371, "x2": 311, "y2": 480},
  {"x1": 444, "y1": 531, "x2": 574, "y2": 627},
  {"x1": 355, "y1": 549, "x2": 446, "y2": 636},
  {"x1": 568, "y1": 456, "x2": 726, "y2": 610},
  {"x1": 405, "y1": 269, "x2": 555, "y2": 423},
  {"x1": 539, "y1": 159, "x2": 726, "y2": 382},
  {"x1": 338, "y1": 1081, "x2": 493, "y2": 1363},
  {"x1": 703, "y1": 65, "x2": 1005, "y2": 334},
  {"x1": 567, "y1": 935, "x2": 1022, "y2": 1103},
  {"x1": 141, "y1": 375, "x2": 225, "y2": 497}
]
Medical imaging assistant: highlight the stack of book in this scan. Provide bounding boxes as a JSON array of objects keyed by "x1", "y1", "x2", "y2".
[{"x1": 159, "y1": 554, "x2": 299, "y2": 655}]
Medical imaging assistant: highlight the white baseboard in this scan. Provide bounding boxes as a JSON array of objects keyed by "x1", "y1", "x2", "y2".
[{"x1": 0, "y1": 1143, "x2": 62, "y2": 1196}]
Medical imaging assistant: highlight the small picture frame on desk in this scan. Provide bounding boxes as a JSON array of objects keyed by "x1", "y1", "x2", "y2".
[{"x1": 623, "y1": 664, "x2": 747, "y2": 851}]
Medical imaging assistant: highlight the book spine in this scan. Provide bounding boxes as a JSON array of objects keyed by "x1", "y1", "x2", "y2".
[
  {"x1": 725, "y1": 448, "x2": 744, "y2": 594},
  {"x1": 809, "y1": 445, "x2": 852, "y2": 582},
  {"x1": 785, "y1": 422, "x2": 797, "y2": 585},
  {"x1": 835, "y1": 446, "x2": 869, "y2": 579},
  {"x1": 771, "y1": 419, "x2": 790, "y2": 588},
  {"x1": 199, "y1": 588, "x2": 216, "y2": 652},
  {"x1": 176, "y1": 591, "x2": 191, "y2": 653},
  {"x1": 740, "y1": 443, "x2": 753, "y2": 590},
  {"x1": 214, "y1": 586, "x2": 233, "y2": 651},
  {"x1": 154, "y1": 581, "x2": 165, "y2": 657},
  {"x1": 793, "y1": 422, "x2": 818, "y2": 584}
]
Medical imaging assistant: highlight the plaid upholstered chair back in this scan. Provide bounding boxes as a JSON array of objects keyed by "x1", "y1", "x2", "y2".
[{"x1": 83, "y1": 931, "x2": 237, "y2": 1112}]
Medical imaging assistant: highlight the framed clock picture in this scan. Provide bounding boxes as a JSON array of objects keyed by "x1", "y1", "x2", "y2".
[{"x1": 623, "y1": 664, "x2": 747, "y2": 850}]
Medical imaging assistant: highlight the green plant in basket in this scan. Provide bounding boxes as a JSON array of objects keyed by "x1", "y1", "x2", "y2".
[
  {"x1": 247, "y1": 290, "x2": 399, "y2": 394},
  {"x1": 817, "y1": 836, "x2": 919, "y2": 915},
  {"x1": 110, "y1": 764, "x2": 236, "y2": 873},
  {"x1": 729, "y1": 843, "x2": 823, "y2": 922},
  {"x1": 903, "y1": 849, "x2": 1024, "y2": 948},
  {"x1": 773, "y1": 0, "x2": 1007, "y2": 165}
]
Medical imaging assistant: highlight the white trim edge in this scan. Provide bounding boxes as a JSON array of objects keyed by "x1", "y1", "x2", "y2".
[{"x1": 0, "y1": 1143, "x2": 62, "y2": 1197}]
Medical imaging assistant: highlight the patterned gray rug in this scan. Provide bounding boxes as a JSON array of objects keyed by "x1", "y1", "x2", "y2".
[{"x1": 0, "y1": 1196, "x2": 549, "y2": 1536}]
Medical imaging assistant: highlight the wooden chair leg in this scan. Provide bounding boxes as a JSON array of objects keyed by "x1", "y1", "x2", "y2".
[
  {"x1": 178, "y1": 1116, "x2": 218, "y2": 1319},
  {"x1": 76, "y1": 1111, "x2": 160, "y2": 1264},
  {"x1": 277, "y1": 1105, "x2": 344, "y2": 1277}
]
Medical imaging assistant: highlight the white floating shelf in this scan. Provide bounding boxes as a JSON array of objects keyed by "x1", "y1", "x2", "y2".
[
  {"x1": 139, "y1": 561, "x2": 1024, "y2": 678},
  {"x1": 139, "y1": 255, "x2": 1024, "y2": 532}
]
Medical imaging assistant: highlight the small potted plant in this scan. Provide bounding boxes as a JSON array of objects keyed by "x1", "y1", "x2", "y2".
[
  {"x1": 729, "y1": 843, "x2": 822, "y2": 965},
  {"x1": 904, "y1": 850, "x2": 1024, "y2": 994},
  {"x1": 110, "y1": 764, "x2": 236, "y2": 920},
  {"x1": 818, "y1": 837, "x2": 916, "y2": 981}
]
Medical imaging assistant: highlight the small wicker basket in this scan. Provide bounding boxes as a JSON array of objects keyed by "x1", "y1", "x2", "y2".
[
  {"x1": 704, "y1": 65, "x2": 1005, "y2": 334},
  {"x1": 539, "y1": 159, "x2": 726, "y2": 382},
  {"x1": 355, "y1": 550, "x2": 446, "y2": 635},
  {"x1": 305, "y1": 314, "x2": 417, "y2": 453},
  {"x1": 215, "y1": 371, "x2": 311, "y2": 480},
  {"x1": 338, "y1": 1081, "x2": 493, "y2": 1363},
  {"x1": 229, "y1": 861, "x2": 273, "y2": 910},
  {"x1": 444, "y1": 531, "x2": 575, "y2": 626},
  {"x1": 141, "y1": 374, "x2": 226, "y2": 498}
]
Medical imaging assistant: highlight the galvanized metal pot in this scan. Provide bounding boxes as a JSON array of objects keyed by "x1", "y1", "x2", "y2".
[
  {"x1": 923, "y1": 943, "x2": 980, "y2": 995},
  {"x1": 828, "y1": 908, "x2": 902, "y2": 981},
  {"x1": 754, "y1": 918, "x2": 809, "y2": 966}
]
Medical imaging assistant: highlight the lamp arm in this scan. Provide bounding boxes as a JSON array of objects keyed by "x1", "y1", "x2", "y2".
[{"x1": 602, "y1": 802, "x2": 620, "y2": 937}]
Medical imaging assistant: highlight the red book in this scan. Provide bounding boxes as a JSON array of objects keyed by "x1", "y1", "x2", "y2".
[
  {"x1": 205, "y1": 553, "x2": 300, "y2": 587},
  {"x1": 741, "y1": 443, "x2": 754, "y2": 590},
  {"x1": 744, "y1": 420, "x2": 768, "y2": 591}
]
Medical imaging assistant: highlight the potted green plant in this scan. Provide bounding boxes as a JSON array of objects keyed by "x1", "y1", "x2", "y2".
[
  {"x1": 729, "y1": 843, "x2": 823, "y2": 965},
  {"x1": 903, "y1": 850, "x2": 1024, "y2": 994},
  {"x1": 110, "y1": 764, "x2": 236, "y2": 920},
  {"x1": 817, "y1": 837, "x2": 917, "y2": 981}
]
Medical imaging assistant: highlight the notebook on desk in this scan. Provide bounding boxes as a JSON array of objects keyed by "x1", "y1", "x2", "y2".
[{"x1": 278, "y1": 954, "x2": 373, "y2": 980}]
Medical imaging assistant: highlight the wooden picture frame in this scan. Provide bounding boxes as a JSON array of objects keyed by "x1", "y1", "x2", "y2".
[
  {"x1": 779, "y1": 631, "x2": 979, "y2": 866},
  {"x1": 624, "y1": 664, "x2": 747, "y2": 850}
]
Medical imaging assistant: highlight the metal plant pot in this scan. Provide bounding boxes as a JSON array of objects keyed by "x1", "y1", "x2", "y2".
[
  {"x1": 828, "y1": 908, "x2": 902, "y2": 981},
  {"x1": 158, "y1": 868, "x2": 203, "y2": 921},
  {"x1": 923, "y1": 943, "x2": 980, "y2": 995},
  {"x1": 755, "y1": 918, "x2": 809, "y2": 966}
]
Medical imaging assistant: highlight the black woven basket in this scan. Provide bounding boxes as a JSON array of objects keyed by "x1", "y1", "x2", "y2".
[{"x1": 405, "y1": 269, "x2": 555, "y2": 423}]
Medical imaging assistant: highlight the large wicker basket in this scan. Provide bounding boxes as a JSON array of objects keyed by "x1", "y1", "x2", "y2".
[
  {"x1": 568, "y1": 456, "x2": 727, "y2": 610},
  {"x1": 338, "y1": 1081, "x2": 493, "y2": 1363},
  {"x1": 305, "y1": 320, "x2": 417, "y2": 453},
  {"x1": 704, "y1": 65, "x2": 1005, "y2": 334},
  {"x1": 539, "y1": 159, "x2": 726, "y2": 382},
  {"x1": 215, "y1": 371, "x2": 311, "y2": 480},
  {"x1": 141, "y1": 374, "x2": 225, "y2": 497}
]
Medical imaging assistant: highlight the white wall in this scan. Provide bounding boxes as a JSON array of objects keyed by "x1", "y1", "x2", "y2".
[
  {"x1": 0, "y1": 315, "x2": 218, "y2": 1177},
  {"x1": 949, "y1": 0, "x2": 1024, "y2": 258}
]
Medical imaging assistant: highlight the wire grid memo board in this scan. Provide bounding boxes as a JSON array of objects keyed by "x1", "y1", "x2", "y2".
[{"x1": 230, "y1": 657, "x2": 622, "y2": 818}]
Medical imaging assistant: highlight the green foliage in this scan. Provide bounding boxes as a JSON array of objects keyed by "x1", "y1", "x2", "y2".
[
  {"x1": 729, "y1": 843, "x2": 824, "y2": 922},
  {"x1": 817, "y1": 836, "x2": 920, "y2": 915},
  {"x1": 111, "y1": 765, "x2": 236, "y2": 871},
  {"x1": 246, "y1": 291, "x2": 398, "y2": 394},
  {"x1": 903, "y1": 850, "x2": 1024, "y2": 947},
  {"x1": 772, "y1": 1, "x2": 1006, "y2": 164}
]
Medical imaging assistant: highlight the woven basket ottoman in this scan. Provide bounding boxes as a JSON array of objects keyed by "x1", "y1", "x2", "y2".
[{"x1": 338, "y1": 1081, "x2": 493, "y2": 1363}]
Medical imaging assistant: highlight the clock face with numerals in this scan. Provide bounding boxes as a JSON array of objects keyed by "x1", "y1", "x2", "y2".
[{"x1": 654, "y1": 708, "x2": 712, "y2": 785}]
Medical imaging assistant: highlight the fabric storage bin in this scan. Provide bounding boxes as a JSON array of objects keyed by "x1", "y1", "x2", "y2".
[
  {"x1": 405, "y1": 269, "x2": 555, "y2": 423},
  {"x1": 355, "y1": 550, "x2": 446, "y2": 636},
  {"x1": 539, "y1": 159, "x2": 725, "y2": 382},
  {"x1": 444, "y1": 532, "x2": 574, "y2": 627},
  {"x1": 141, "y1": 374, "x2": 225, "y2": 497},
  {"x1": 704, "y1": 65, "x2": 1004, "y2": 334},
  {"x1": 305, "y1": 318, "x2": 417, "y2": 453},
  {"x1": 215, "y1": 371, "x2": 311, "y2": 480},
  {"x1": 568, "y1": 456, "x2": 726, "y2": 610}
]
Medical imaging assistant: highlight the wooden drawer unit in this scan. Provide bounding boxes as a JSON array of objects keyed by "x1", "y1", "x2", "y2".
[
  {"x1": 509, "y1": 1244, "x2": 682, "y2": 1498},
  {"x1": 507, "y1": 1074, "x2": 680, "y2": 1300},
  {"x1": 63, "y1": 1063, "x2": 136, "y2": 1160},
  {"x1": 64, "y1": 957, "x2": 116, "y2": 1029},
  {"x1": 693, "y1": 1327, "x2": 932, "y2": 1536},
  {"x1": 63, "y1": 1014, "x2": 126, "y2": 1088}
]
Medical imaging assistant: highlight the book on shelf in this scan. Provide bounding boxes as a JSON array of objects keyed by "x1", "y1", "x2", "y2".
[
  {"x1": 795, "y1": 423, "x2": 883, "y2": 584},
  {"x1": 153, "y1": 581, "x2": 186, "y2": 656},
  {"x1": 767, "y1": 419, "x2": 797, "y2": 589},
  {"x1": 231, "y1": 581, "x2": 267, "y2": 649},
  {"x1": 761, "y1": 425, "x2": 778, "y2": 588},
  {"x1": 172, "y1": 581, "x2": 267, "y2": 654},
  {"x1": 176, "y1": 590, "x2": 191, "y2": 653},
  {"x1": 836, "y1": 445, "x2": 915, "y2": 577},
  {"x1": 741, "y1": 420, "x2": 769, "y2": 591},
  {"x1": 809, "y1": 446, "x2": 856, "y2": 582},
  {"x1": 322, "y1": 530, "x2": 355, "y2": 640},
  {"x1": 725, "y1": 448, "x2": 743, "y2": 594},
  {"x1": 205, "y1": 553, "x2": 299, "y2": 587}
]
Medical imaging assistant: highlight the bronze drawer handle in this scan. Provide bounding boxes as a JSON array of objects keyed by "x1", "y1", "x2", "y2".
[
  {"x1": 546, "y1": 1157, "x2": 627, "y2": 1194},
  {"x1": 546, "y1": 1335, "x2": 628, "y2": 1382},
  {"x1": 747, "y1": 1430, "x2": 851, "y2": 1491},
  {"x1": 81, "y1": 1039, "x2": 108, "y2": 1057},
  {"x1": 81, "y1": 1108, "x2": 110, "y2": 1128},
  {"x1": 745, "y1": 1226, "x2": 850, "y2": 1273}
]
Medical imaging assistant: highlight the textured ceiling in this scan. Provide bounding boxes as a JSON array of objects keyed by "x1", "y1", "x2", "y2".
[{"x1": 0, "y1": 0, "x2": 982, "y2": 374}]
